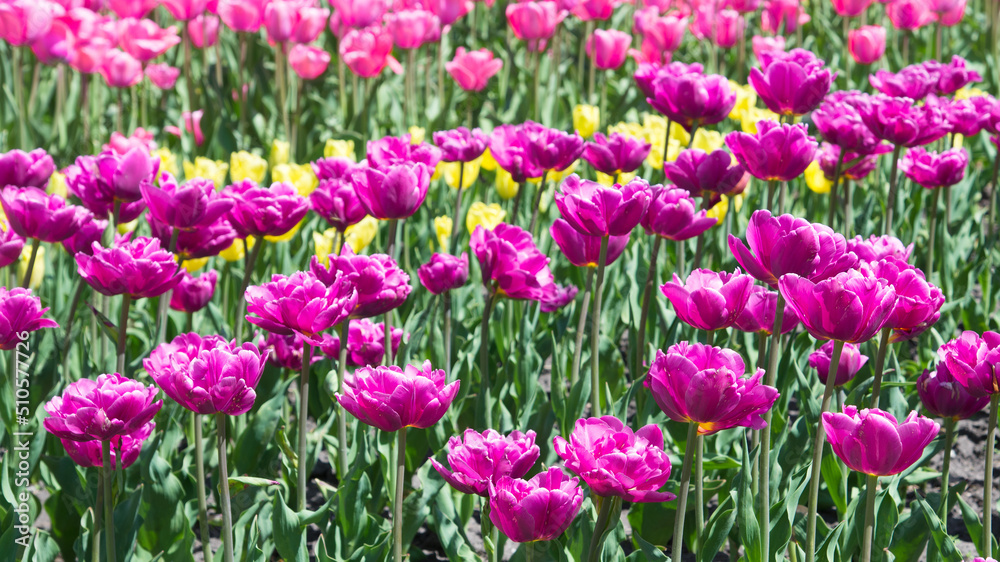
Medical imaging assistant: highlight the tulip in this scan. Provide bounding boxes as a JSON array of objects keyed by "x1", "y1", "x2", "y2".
[
  {"x1": 0, "y1": 187, "x2": 87, "y2": 245},
  {"x1": 0, "y1": 0, "x2": 55, "y2": 46},
  {"x1": 550, "y1": 219, "x2": 629, "y2": 268},
  {"x1": 161, "y1": 0, "x2": 211, "y2": 21},
  {"x1": 310, "y1": 251, "x2": 412, "y2": 320},
  {"x1": 217, "y1": 0, "x2": 267, "y2": 32},
  {"x1": 869, "y1": 64, "x2": 936, "y2": 100},
  {"x1": 119, "y1": 18, "x2": 181, "y2": 63},
  {"x1": 418, "y1": 253, "x2": 469, "y2": 295},
  {"x1": 310, "y1": 159, "x2": 367, "y2": 232},
  {"x1": 586, "y1": 29, "x2": 630, "y2": 70},
  {"x1": 831, "y1": 0, "x2": 874, "y2": 17},
  {"x1": 811, "y1": 93, "x2": 883, "y2": 154},
  {"x1": 848, "y1": 26, "x2": 887, "y2": 64},
  {"x1": 582, "y1": 132, "x2": 650, "y2": 176},
  {"x1": 76, "y1": 235, "x2": 182, "y2": 301},
  {"x1": 749, "y1": 52, "x2": 835, "y2": 116},
  {"x1": 434, "y1": 128, "x2": 490, "y2": 163},
  {"x1": 761, "y1": 0, "x2": 809, "y2": 34},
  {"x1": 488, "y1": 467, "x2": 584, "y2": 543},
  {"x1": 470, "y1": 223, "x2": 552, "y2": 302},
  {"x1": 318, "y1": 319, "x2": 403, "y2": 368},
  {"x1": 188, "y1": 14, "x2": 220, "y2": 48},
  {"x1": 734, "y1": 285, "x2": 800, "y2": 336},
  {"x1": 223, "y1": 180, "x2": 310, "y2": 239},
  {"x1": 368, "y1": 134, "x2": 442, "y2": 169},
  {"x1": 288, "y1": 45, "x2": 330, "y2": 80},
  {"x1": 336, "y1": 360, "x2": 459, "y2": 432},
  {"x1": 245, "y1": 270, "x2": 357, "y2": 345},
  {"x1": 0, "y1": 149, "x2": 55, "y2": 188},
  {"x1": 169, "y1": 270, "x2": 218, "y2": 313},
  {"x1": 351, "y1": 163, "x2": 430, "y2": 221},
  {"x1": 664, "y1": 149, "x2": 749, "y2": 204},
  {"x1": 752, "y1": 35, "x2": 786, "y2": 59},
  {"x1": 329, "y1": 0, "x2": 390, "y2": 31},
  {"x1": 339, "y1": 26, "x2": 402, "y2": 78},
  {"x1": 431, "y1": 429, "x2": 540, "y2": 496},
  {"x1": 261, "y1": 332, "x2": 321, "y2": 371},
  {"x1": 660, "y1": 268, "x2": 753, "y2": 332},
  {"x1": 100, "y1": 49, "x2": 144, "y2": 89},
  {"x1": 446, "y1": 47, "x2": 504, "y2": 91},
  {"x1": 573, "y1": 105, "x2": 600, "y2": 138},
  {"x1": 809, "y1": 340, "x2": 868, "y2": 386},
  {"x1": 539, "y1": 283, "x2": 578, "y2": 313},
  {"x1": 712, "y1": 9, "x2": 744, "y2": 49},
  {"x1": 44, "y1": 372, "x2": 162, "y2": 442},
  {"x1": 899, "y1": 147, "x2": 967, "y2": 189},
  {"x1": 488, "y1": 124, "x2": 545, "y2": 184},
  {"x1": 0, "y1": 287, "x2": 58, "y2": 350},
  {"x1": 149, "y1": 216, "x2": 238, "y2": 261},
  {"x1": 636, "y1": 13, "x2": 687, "y2": 64},
  {"x1": 506, "y1": 1, "x2": 563, "y2": 52},
  {"x1": 725, "y1": 121, "x2": 818, "y2": 184},
  {"x1": 849, "y1": 234, "x2": 913, "y2": 263},
  {"x1": 933, "y1": 55, "x2": 981, "y2": 94},
  {"x1": 108, "y1": 0, "x2": 157, "y2": 18},
  {"x1": 141, "y1": 176, "x2": 232, "y2": 233},
  {"x1": 647, "y1": 72, "x2": 736, "y2": 132},
  {"x1": 918, "y1": 364, "x2": 989, "y2": 421},
  {"x1": 555, "y1": 175, "x2": 650, "y2": 237},
  {"x1": 779, "y1": 266, "x2": 897, "y2": 344},
  {"x1": 58, "y1": 422, "x2": 154, "y2": 470},
  {"x1": 887, "y1": 0, "x2": 932, "y2": 30},
  {"x1": 146, "y1": 64, "x2": 180, "y2": 90},
  {"x1": 386, "y1": 8, "x2": 440, "y2": 50},
  {"x1": 0, "y1": 222, "x2": 24, "y2": 269}
]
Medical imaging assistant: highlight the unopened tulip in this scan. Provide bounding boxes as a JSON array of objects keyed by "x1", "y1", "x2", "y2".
[
  {"x1": 506, "y1": 1, "x2": 564, "y2": 51},
  {"x1": 810, "y1": 340, "x2": 869, "y2": 386},
  {"x1": 660, "y1": 268, "x2": 754, "y2": 331},
  {"x1": 822, "y1": 406, "x2": 939, "y2": 475},
  {"x1": 288, "y1": 44, "x2": 331, "y2": 80},
  {"x1": 318, "y1": 318, "x2": 403, "y2": 367},
  {"x1": 488, "y1": 467, "x2": 584, "y2": 543},
  {"x1": 899, "y1": 147, "x2": 968, "y2": 188},
  {"x1": 336, "y1": 360, "x2": 459, "y2": 432},
  {"x1": 586, "y1": 29, "x2": 630, "y2": 70},
  {"x1": 188, "y1": 14, "x2": 220, "y2": 48},
  {"x1": 245, "y1": 270, "x2": 357, "y2": 344},
  {"x1": 217, "y1": 0, "x2": 267, "y2": 32},
  {"x1": 848, "y1": 26, "x2": 886, "y2": 64},
  {"x1": 432, "y1": 429, "x2": 540, "y2": 496},
  {"x1": 779, "y1": 267, "x2": 897, "y2": 343},
  {"x1": 386, "y1": 8, "x2": 440, "y2": 50},
  {"x1": 351, "y1": 163, "x2": 430, "y2": 220},
  {"x1": 887, "y1": 0, "x2": 932, "y2": 29},
  {"x1": 418, "y1": 253, "x2": 469, "y2": 295},
  {"x1": 100, "y1": 49, "x2": 144, "y2": 88},
  {"x1": 0, "y1": 287, "x2": 58, "y2": 349},
  {"x1": 917, "y1": 364, "x2": 989, "y2": 420},
  {"x1": 446, "y1": 47, "x2": 503, "y2": 91},
  {"x1": 44, "y1": 373, "x2": 162, "y2": 442},
  {"x1": 169, "y1": 270, "x2": 218, "y2": 313}
]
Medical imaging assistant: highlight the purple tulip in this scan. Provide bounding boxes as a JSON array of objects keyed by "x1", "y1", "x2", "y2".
[
  {"x1": 336, "y1": 360, "x2": 459, "y2": 432},
  {"x1": 94, "y1": 148, "x2": 160, "y2": 203},
  {"x1": 150, "y1": 216, "x2": 238, "y2": 261},
  {"x1": 169, "y1": 270, "x2": 218, "y2": 313},
  {"x1": 869, "y1": 64, "x2": 936, "y2": 100},
  {"x1": 470, "y1": 223, "x2": 554, "y2": 301},
  {"x1": 245, "y1": 270, "x2": 357, "y2": 345},
  {"x1": 811, "y1": 93, "x2": 884, "y2": 154},
  {"x1": 418, "y1": 252, "x2": 469, "y2": 295},
  {"x1": 938, "y1": 331, "x2": 1000, "y2": 397},
  {"x1": 318, "y1": 318, "x2": 403, "y2": 367},
  {"x1": 0, "y1": 148, "x2": 55, "y2": 188},
  {"x1": 641, "y1": 185, "x2": 717, "y2": 241},
  {"x1": 645, "y1": 342, "x2": 779, "y2": 434},
  {"x1": 0, "y1": 220, "x2": 24, "y2": 267},
  {"x1": 367, "y1": 134, "x2": 442, "y2": 169},
  {"x1": 433, "y1": 127, "x2": 490, "y2": 162},
  {"x1": 310, "y1": 158, "x2": 368, "y2": 231},
  {"x1": 778, "y1": 266, "x2": 897, "y2": 343},
  {"x1": 526, "y1": 122, "x2": 587, "y2": 172},
  {"x1": 725, "y1": 121, "x2": 818, "y2": 182},
  {"x1": 140, "y1": 175, "x2": 233, "y2": 230},
  {"x1": 555, "y1": 175, "x2": 651, "y2": 237},
  {"x1": 76, "y1": 236, "x2": 182, "y2": 299},
  {"x1": 817, "y1": 143, "x2": 891, "y2": 181},
  {"x1": 0, "y1": 287, "x2": 58, "y2": 349},
  {"x1": 311, "y1": 251, "x2": 412, "y2": 318},
  {"x1": 917, "y1": 364, "x2": 990, "y2": 420},
  {"x1": 663, "y1": 149, "x2": 749, "y2": 205},
  {"x1": 144, "y1": 333, "x2": 267, "y2": 416},
  {"x1": 870, "y1": 257, "x2": 944, "y2": 342},
  {"x1": 822, "y1": 406, "x2": 939, "y2": 476},
  {"x1": 942, "y1": 98, "x2": 986, "y2": 137},
  {"x1": 554, "y1": 416, "x2": 676, "y2": 502},
  {"x1": 431, "y1": 429, "x2": 540, "y2": 496},
  {"x1": 0, "y1": 186, "x2": 87, "y2": 243},
  {"x1": 848, "y1": 235, "x2": 913, "y2": 264},
  {"x1": 582, "y1": 132, "x2": 651, "y2": 176},
  {"x1": 44, "y1": 373, "x2": 163, "y2": 442},
  {"x1": 634, "y1": 60, "x2": 704, "y2": 98},
  {"x1": 351, "y1": 163, "x2": 430, "y2": 220},
  {"x1": 733, "y1": 285, "x2": 800, "y2": 334},
  {"x1": 931, "y1": 55, "x2": 982, "y2": 95},
  {"x1": 262, "y1": 332, "x2": 328, "y2": 371},
  {"x1": 65, "y1": 155, "x2": 148, "y2": 223},
  {"x1": 489, "y1": 124, "x2": 545, "y2": 182},
  {"x1": 488, "y1": 467, "x2": 584, "y2": 543},
  {"x1": 647, "y1": 71, "x2": 736, "y2": 131},
  {"x1": 223, "y1": 180, "x2": 311, "y2": 238},
  {"x1": 58, "y1": 422, "x2": 154, "y2": 469},
  {"x1": 550, "y1": 219, "x2": 629, "y2": 268},
  {"x1": 898, "y1": 147, "x2": 968, "y2": 189},
  {"x1": 859, "y1": 95, "x2": 951, "y2": 148},
  {"x1": 809, "y1": 340, "x2": 869, "y2": 386},
  {"x1": 660, "y1": 268, "x2": 754, "y2": 331},
  {"x1": 757, "y1": 48, "x2": 820, "y2": 69},
  {"x1": 539, "y1": 283, "x2": 579, "y2": 313},
  {"x1": 749, "y1": 52, "x2": 835, "y2": 116}
]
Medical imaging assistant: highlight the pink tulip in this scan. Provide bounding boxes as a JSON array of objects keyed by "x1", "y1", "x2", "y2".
[
  {"x1": 752, "y1": 34, "x2": 786, "y2": 59},
  {"x1": 329, "y1": 0, "x2": 390, "y2": 32},
  {"x1": 635, "y1": 13, "x2": 686, "y2": 64},
  {"x1": 217, "y1": 0, "x2": 267, "y2": 32},
  {"x1": 118, "y1": 18, "x2": 181, "y2": 63},
  {"x1": 386, "y1": 9, "x2": 441, "y2": 50},
  {"x1": 937, "y1": 0, "x2": 965, "y2": 25},
  {"x1": 188, "y1": 14, "x2": 220, "y2": 48},
  {"x1": 146, "y1": 63, "x2": 180, "y2": 90},
  {"x1": 264, "y1": 0, "x2": 329, "y2": 45},
  {"x1": 108, "y1": 0, "x2": 158, "y2": 19},
  {"x1": 44, "y1": 373, "x2": 162, "y2": 442},
  {"x1": 31, "y1": 18, "x2": 73, "y2": 65},
  {"x1": 887, "y1": 0, "x2": 932, "y2": 30},
  {"x1": 848, "y1": 25, "x2": 886, "y2": 64},
  {"x1": 0, "y1": 0, "x2": 56, "y2": 46},
  {"x1": 831, "y1": 0, "x2": 874, "y2": 17},
  {"x1": 714, "y1": 10, "x2": 744, "y2": 48},
  {"x1": 166, "y1": 110, "x2": 205, "y2": 146},
  {"x1": 336, "y1": 360, "x2": 460, "y2": 432},
  {"x1": 339, "y1": 26, "x2": 402, "y2": 78},
  {"x1": 573, "y1": 0, "x2": 617, "y2": 21},
  {"x1": 288, "y1": 44, "x2": 330, "y2": 80},
  {"x1": 822, "y1": 406, "x2": 939, "y2": 476},
  {"x1": 0, "y1": 287, "x2": 58, "y2": 349},
  {"x1": 160, "y1": 0, "x2": 212, "y2": 21},
  {"x1": 446, "y1": 47, "x2": 503, "y2": 91},
  {"x1": 100, "y1": 49, "x2": 143, "y2": 89},
  {"x1": 431, "y1": 429, "x2": 540, "y2": 497},
  {"x1": 488, "y1": 468, "x2": 584, "y2": 543},
  {"x1": 586, "y1": 29, "x2": 630, "y2": 70},
  {"x1": 506, "y1": 1, "x2": 564, "y2": 52}
]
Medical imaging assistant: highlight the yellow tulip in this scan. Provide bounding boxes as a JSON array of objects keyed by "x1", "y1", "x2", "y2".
[
  {"x1": 152, "y1": 148, "x2": 179, "y2": 178},
  {"x1": 18, "y1": 245, "x2": 44, "y2": 290},
  {"x1": 230, "y1": 151, "x2": 267, "y2": 184},
  {"x1": 265, "y1": 220, "x2": 303, "y2": 243},
  {"x1": 706, "y1": 195, "x2": 729, "y2": 225},
  {"x1": 313, "y1": 228, "x2": 337, "y2": 266},
  {"x1": 182, "y1": 256, "x2": 209, "y2": 272},
  {"x1": 952, "y1": 134, "x2": 964, "y2": 149},
  {"x1": 548, "y1": 161, "x2": 578, "y2": 184},
  {"x1": 324, "y1": 139, "x2": 356, "y2": 160},
  {"x1": 740, "y1": 107, "x2": 781, "y2": 134},
  {"x1": 804, "y1": 161, "x2": 832, "y2": 194},
  {"x1": 596, "y1": 171, "x2": 636, "y2": 186},
  {"x1": 573, "y1": 104, "x2": 600, "y2": 138},
  {"x1": 729, "y1": 81, "x2": 757, "y2": 121},
  {"x1": 408, "y1": 126, "x2": 426, "y2": 144},
  {"x1": 954, "y1": 87, "x2": 986, "y2": 101},
  {"x1": 184, "y1": 157, "x2": 230, "y2": 188},
  {"x1": 117, "y1": 218, "x2": 139, "y2": 235},
  {"x1": 220, "y1": 236, "x2": 256, "y2": 262},
  {"x1": 642, "y1": 114, "x2": 690, "y2": 148},
  {"x1": 495, "y1": 168, "x2": 519, "y2": 200},
  {"x1": 47, "y1": 171, "x2": 68, "y2": 199},
  {"x1": 690, "y1": 129, "x2": 725, "y2": 152},
  {"x1": 270, "y1": 139, "x2": 290, "y2": 167},
  {"x1": 435, "y1": 216, "x2": 453, "y2": 251},
  {"x1": 608, "y1": 121, "x2": 646, "y2": 141},
  {"x1": 344, "y1": 216, "x2": 378, "y2": 253},
  {"x1": 481, "y1": 147, "x2": 498, "y2": 171},
  {"x1": 272, "y1": 163, "x2": 318, "y2": 196},
  {"x1": 442, "y1": 159, "x2": 481, "y2": 190},
  {"x1": 466, "y1": 202, "x2": 506, "y2": 234}
]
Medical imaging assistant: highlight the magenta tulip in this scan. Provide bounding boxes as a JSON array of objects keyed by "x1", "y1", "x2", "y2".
[
  {"x1": 288, "y1": 44, "x2": 331, "y2": 80},
  {"x1": 725, "y1": 121, "x2": 818, "y2": 181},
  {"x1": 660, "y1": 268, "x2": 754, "y2": 331},
  {"x1": 76, "y1": 236, "x2": 182, "y2": 299},
  {"x1": 582, "y1": 132, "x2": 651, "y2": 176},
  {"x1": 339, "y1": 26, "x2": 402, "y2": 78},
  {"x1": 555, "y1": 175, "x2": 651, "y2": 237},
  {"x1": 169, "y1": 270, "x2": 218, "y2": 313},
  {"x1": 887, "y1": 0, "x2": 932, "y2": 30},
  {"x1": 488, "y1": 467, "x2": 584, "y2": 543},
  {"x1": 336, "y1": 360, "x2": 459, "y2": 432},
  {"x1": 44, "y1": 373, "x2": 163, "y2": 442},
  {"x1": 860, "y1": 95, "x2": 951, "y2": 147},
  {"x1": 146, "y1": 63, "x2": 180, "y2": 90},
  {"x1": 434, "y1": 127, "x2": 489, "y2": 163},
  {"x1": 917, "y1": 364, "x2": 989, "y2": 420},
  {"x1": 663, "y1": 149, "x2": 749, "y2": 204},
  {"x1": 0, "y1": 221, "x2": 24, "y2": 268},
  {"x1": 100, "y1": 49, "x2": 143, "y2": 88},
  {"x1": 938, "y1": 331, "x2": 1000, "y2": 397},
  {"x1": 848, "y1": 26, "x2": 886, "y2": 65},
  {"x1": 0, "y1": 149, "x2": 55, "y2": 188},
  {"x1": 431, "y1": 429, "x2": 540, "y2": 496},
  {"x1": 822, "y1": 406, "x2": 939, "y2": 476},
  {"x1": 418, "y1": 253, "x2": 469, "y2": 295},
  {"x1": 749, "y1": 51, "x2": 835, "y2": 116},
  {"x1": 149, "y1": 216, "x2": 238, "y2": 261},
  {"x1": 161, "y1": 0, "x2": 211, "y2": 21},
  {"x1": 217, "y1": 0, "x2": 267, "y2": 32},
  {"x1": 641, "y1": 185, "x2": 717, "y2": 241},
  {"x1": 899, "y1": 147, "x2": 968, "y2": 189},
  {"x1": 188, "y1": 14, "x2": 220, "y2": 48},
  {"x1": 367, "y1": 134, "x2": 443, "y2": 169},
  {"x1": 246, "y1": 270, "x2": 357, "y2": 345},
  {"x1": 119, "y1": 18, "x2": 181, "y2": 63},
  {"x1": 385, "y1": 9, "x2": 440, "y2": 50},
  {"x1": 848, "y1": 235, "x2": 913, "y2": 263},
  {"x1": 734, "y1": 285, "x2": 800, "y2": 334},
  {"x1": 932, "y1": 55, "x2": 982, "y2": 95},
  {"x1": 0, "y1": 287, "x2": 58, "y2": 350},
  {"x1": 551, "y1": 219, "x2": 629, "y2": 267},
  {"x1": 222, "y1": 180, "x2": 310, "y2": 238},
  {"x1": 351, "y1": 163, "x2": 430, "y2": 220},
  {"x1": 831, "y1": 0, "x2": 874, "y2": 17},
  {"x1": 59, "y1": 422, "x2": 154, "y2": 469},
  {"x1": 310, "y1": 159, "x2": 367, "y2": 231},
  {"x1": 310, "y1": 251, "x2": 412, "y2": 319},
  {"x1": 318, "y1": 318, "x2": 403, "y2": 367},
  {"x1": 810, "y1": 340, "x2": 869, "y2": 386},
  {"x1": 470, "y1": 223, "x2": 553, "y2": 301},
  {"x1": 0, "y1": 186, "x2": 87, "y2": 243},
  {"x1": 586, "y1": 29, "x2": 630, "y2": 70},
  {"x1": 869, "y1": 64, "x2": 936, "y2": 100},
  {"x1": 488, "y1": 124, "x2": 545, "y2": 182},
  {"x1": 446, "y1": 47, "x2": 504, "y2": 91},
  {"x1": 141, "y1": 176, "x2": 233, "y2": 231},
  {"x1": 779, "y1": 266, "x2": 897, "y2": 343},
  {"x1": 506, "y1": 1, "x2": 564, "y2": 52},
  {"x1": 647, "y1": 72, "x2": 736, "y2": 131}
]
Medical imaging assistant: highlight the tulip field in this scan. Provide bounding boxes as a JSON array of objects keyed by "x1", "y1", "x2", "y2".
[{"x1": 5, "y1": 0, "x2": 1000, "y2": 561}]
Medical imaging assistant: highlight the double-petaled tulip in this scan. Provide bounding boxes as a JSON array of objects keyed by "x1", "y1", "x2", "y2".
[
  {"x1": 150, "y1": 216, "x2": 237, "y2": 261},
  {"x1": 288, "y1": 44, "x2": 331, "y2": 80},
  {"x1": 554, "y1": 416, "x2": 675, "y2": 502},
  {"x1": 76, "y1": 236, "x2": 182, "y2": 299},
  {"x1": 145, "y1": 333, "x2": 267, "y2": 416},
  {"x1": 0, "y1": 222, "x2": 24, "y2": 268},
  {"x1": 217, "y1": 0, "x2": 267, "y2": 32},
  {"x1": 809, "y1": 341, "x2": 869, "y2": 386},
  {"x1": 734, "y1": 285, "x2": 800, "y2": 334},
  {"x1": 385, "y1": 8, "x2": 441, "y2": 50},
  {"x1": 582, "y1": 132, "x2": 651, "y2": 177},
  {"x1": 44, "y1": 373, "x2": 163, "y2": 442},
  {"x1": 848, "y1": 26, "x2": 886, "y2": 64},
  {"x1": 550, "y1": 219, "x2": 629, "y2": 268},
  {"x1": 870, "y1": 257, "x2": 944, "y2": 342},
  {"x1": 859, "y1": 95, "x2": 951, "y2": 147},
  {"x1": 779, "y1": 266, "x2": 897, "y2": 343},
  {"x1": 351, "y1": 163, "x2": 430, "y2": 220},
  {"x1": 0, "y1": 287, "x2": 58, "y2": 349},
  {"x1": 749, "y1": 51, "x2": 835, "y2": 116},
  {"x1": 932, "y1": 56, "x2": 982, "y2": 95},
  {"x1": 540, "y1": 283, "x2": 579, "y2": 313},
  {"x1": 434, "y1": 128, "x2": 489, "y2": 163},
  {"x1": 310, "y1": 158, "x2": 367, "y2": 231},
  {"x1": 262, "y1": 332, "x2": 321, "y2": 371},
  {"x1": 432, "y1": 429, "x2": 540, "y2": 496},
  {"x1": 446, "y1": 48, "x2": 504, "y2": 91},
  {"x1": 169, "y1": 270, "x2": 218, "y2": 313},
  {"x1": 368, "y1": 134, "x2": 442, "y2": 169},
  {"x1": 917, "y1": 364, "x2": 990, "y2": 420},
  {"x1": 65, "y1": 155, "x2": 152, "y2": 223},
  {"x1": 869, "y1": 64, "x2": 935, "y2": 100},
  {"x1": 336, "y1": 360, "x2": 459, "y2": 432},
  {"x1": 641, "y1": 186, "x2": 717, "y2": 241},
  {"x1": 848, "y1": 235, "x2": 913, "y2": 263},
  {"x1": 339, "y1": 26, "x2": 402, "y2": 78},
  {"x1": 660, "y1": 269, "x2": 754, "y2": 331},
  {"x1": 470, "y1": 223, "x2": 553, "y2": 301},
  {"x1": 506, "y1": 1, "x2": 564, "y2": 52},
  {"x1": 223, "y1": 180, "x2": 310, "y2": 238},
  {"x1": 489, "y1": 124, "x2": 545, "y2": 183},
  {"x1": 811, "y1": 93, "x2": 883, "y2": 154},
  {"x1": 752, "y1": 35, "x2": 786, "y2": 59},
  {"x1": 725, "y1": 121, "x2": 818, "y2": 181},
  {"x1": 586, "y1": 29, "x2": 630, "y2": 70},
  {"x1": 0, "y1": 149, "x2": 55, "y2": 188},
  {"x1": 119, "y1": 18, "x2": 181, "y2": 63},
  {"x1": 319, "y1": 318, "x2": 403, "y2": 367},
  {"x1": 311, "y1": 251, "x2": 412, "y2": 318},
  {"x1": 818, "y1": 144, "x2": 890, "y2": 181},
  {"x1": 58, "y1": 422, "x2": 154, "y2": 469},
  {"x1": 822, "y1": 406, "x2": 939, "y2": 475},
  {"x1": 942, "y1": 98, "x2": 985, "y2": 137},
  {"x1": 141, "y1": 176, "x2": 233, "y2": 231},
  {"x1": 418, "y1": 253, "x2": 469, "y2": 295},
  {"x1": 899, "y1": 147, "x2": 968, "y2": 189},
  {"x1": 0, "y1": 187, "x2": 86, "y2": 243},
  {"x1": 938, "y1": 331, "x2": 1000, "y2": 397},
  {"x1": 555, "y1": 175, "x2": 651, "y2": 237},
  {"x1": 524, "y1": 123, "x2": 585, "y2": 172},
  {"x1": 245, "y1": 270, "x2": 357, "y2": 345},
  {"x1": 647, "y1": 72, "x2": 736, "y2": 131},
  {"x1": 646, "y1": 342, "x2": 779, "y2": 434},
  {"x1": 663, "y1": 149, "x2": 749, "y2": 204},
  {"x1": 488, "y1": 467, "x2": 584, "y2": 543}
]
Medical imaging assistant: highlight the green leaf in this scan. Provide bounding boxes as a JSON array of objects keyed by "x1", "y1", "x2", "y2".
[
  {"x1": 698, "y1": 494, "x2": 735, "y2": 562},
  {"x1": 820, "y1": 452, "x2": 848, "y2": 515},
  {"x1": 957, "y1": 493, "x2": 1000, "y2": 556},
  {"x1": 272, "y1": 491, "x2": 307, "y2": 562},
  {"x1": 228, "y1": 476, "x2": 280, "y2": 496},
  {"x1": 736, "y1": 439, "x2": 762, "y2": 562},
  {"x1": 914, "y1": 493, "x2": 963, "y2": 562},
  {"x1": 872, "y1": 484, "x2": 899, "y2": 562},
  {"x1": 633, "y1": 529, "x2": 669, "y2": 561},
  {"x1": 113, "y1": 487, "x2": 144, "y2": 562}
]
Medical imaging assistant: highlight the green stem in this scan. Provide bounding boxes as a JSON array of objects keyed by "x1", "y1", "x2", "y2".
[
  {"x1": 805, "y1": 340, "x2": 844, "y2": 562},
  {"x1": 571, "y1": 268, "x2": 595, "y2": 386},
  {"x1": 450, "y1": 165, "x2": 466, "y2": 251},
  {"x1": 677, "y1": 238, "x2": 686, "y2": 277},
  {"x1": 695, "y1": 434, "x2": 705, "y2": 553},
  {"x1": 927, "y1": 188, "x2": 940, "y2": 282},
  {"x1": 13, "y1": 47, "x2": 27, "y2": 149},
  {"x1": 116, "y1": 295, "x2": 131, "y2": 374},
  {"x1": 937, "y1": 418, "x2": 956, "y2": 525},
  {"x1": 443, "y1": 293, "x2": 452, "y2": 376},
  {"x1": 156, "y1": 228, "x2": 180, "y2": 344},
  {"x1": 20, "y1": 238, "x2": 40, "y2": 289},
  {"x1": 297, "y1": 344, "x2": 312, "y2": 510},
  {"x1": 861, "y1": 474, "x2": 879, "y2": 562},
  {"x1": 510, "y1": 183, "x2": 525, "y2": 226},
  {"x1": 767, "y1": 179, "x2": 778, "y2": 211},
  {"x1": 672, "y1": 423, "x2": 699, "y2": 562},
  {"x1": 587, "y1": 495, "x2": 619, "y2": 562},
  {"x1": 216, "y1": 413, "x2": 235, "y2": 562},
  {"x1": 533, "y1": 50, "x2": 542, "y2": 122},
  {"x1": 759, "y1": 294, "x2": 786, "y2": 558},
  {"x1": 336, "y1": 320, "x2": 350, "y2": 480},
  {"x1": 194, "y1": 413, "x2": 212, "y2": 560},
  {"x1": 829, "y1": 149, "x2": 846, "y2": 230},
  {"x1": 394, "y1": 427, "x2": 407, "y2": 562},
  {"x1": 277, "y1": 43, "x2": 289, "y2": 144},
  {"x1": 985, "y1": 394, "x2": 999, "y2": 558},
  {"x1": 482, "y1": 501, "x2": 499, "y2": 562},
  {"x1": 845, "y1": 180, "x2": 854, "y2": 237},
  {"x1": 101, "y1": 440, "x2": 117, "y2": 562},
  {"x1": 869, "y1": 327, "x2": 892, "y2": 409},
  {"x1": 635, "y1": 237, "x2": 663, "y2": 379},
  {"x1": 235, "y1": 236, "x2": 263, "y2": 343},
  {"x1": 779, "y1": 181, "x2": 788, "y2": 215},
  {"x1": 883, "y1": 145, "x2": 902, "y2": 236},
  {"x1": 480, "y1": 292, "x2": 495, "y2": 429},
  {"x1": 528, "y1": 171, "x2": 550, "y2": 236},
  {"x1": 590, "y1": 236, "x2": 610, "y2": 417}
]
